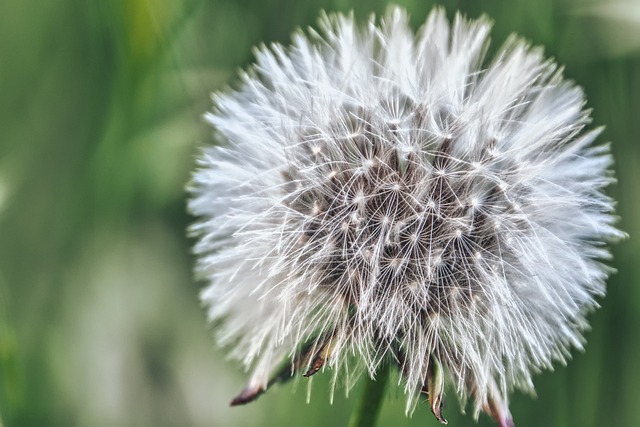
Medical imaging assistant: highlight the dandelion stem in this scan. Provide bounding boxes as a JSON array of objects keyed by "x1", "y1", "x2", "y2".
[{"x1": 348, "y1": 362, "x2": 390, "y2": 427}]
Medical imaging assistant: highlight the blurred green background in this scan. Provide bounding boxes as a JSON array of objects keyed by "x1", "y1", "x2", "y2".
[{"x1": 0, "y1": 0, "x2": 638, "y2": 426}]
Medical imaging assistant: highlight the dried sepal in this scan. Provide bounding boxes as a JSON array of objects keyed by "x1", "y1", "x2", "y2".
[
  {"x1": 481, "y1": 382, "x2": 514, "y2": 427},
  {"x1": 423, "y1": 355, "x2": 448, "y2": 425},
  {"x1": 304, "y1": 332, "x2": 337, "y2": 377},
  {"x1": 231, "y1": 339, "x2": 319, "y2": 405},
  {"x1": 230, "y1": 384, "x2": 265, "y2": 406}
]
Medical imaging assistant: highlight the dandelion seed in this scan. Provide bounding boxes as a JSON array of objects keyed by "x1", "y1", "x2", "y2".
[{"x1": 188, "y1": 6, "x2": 624, "y2": 426}]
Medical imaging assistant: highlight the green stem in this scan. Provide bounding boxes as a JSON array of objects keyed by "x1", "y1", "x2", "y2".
[{"x1": 348, "y1": 362, "x2": 390, "y2": 427}]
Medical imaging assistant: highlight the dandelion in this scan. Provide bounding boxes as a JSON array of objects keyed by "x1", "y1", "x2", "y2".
[{"x1": 188, "y1": 6, "x2": 624, "y2": 426}]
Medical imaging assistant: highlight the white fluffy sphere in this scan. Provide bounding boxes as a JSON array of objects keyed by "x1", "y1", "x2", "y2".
[{"x1": 189, "y1": 7, "x2": 624, "y2": 425}]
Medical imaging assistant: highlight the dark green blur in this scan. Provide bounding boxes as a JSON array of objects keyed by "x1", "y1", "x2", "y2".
[{"x1": 0, "y1": 0, "x2": 638, "y2": 426}]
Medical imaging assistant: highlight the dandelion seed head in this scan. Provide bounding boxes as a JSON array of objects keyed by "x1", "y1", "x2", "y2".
[{"x1": 189, "y1": 6, "x2": 624, "y2": 425}]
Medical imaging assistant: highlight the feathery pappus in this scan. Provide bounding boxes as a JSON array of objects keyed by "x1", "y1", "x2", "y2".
[{"x1": 188, "y1": 6, "x2": 624, "y2": 426}]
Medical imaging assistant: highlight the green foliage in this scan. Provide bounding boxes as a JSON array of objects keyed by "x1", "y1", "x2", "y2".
[{"x1": 0, "y1": 0, "x2": 637, "y2": 426}]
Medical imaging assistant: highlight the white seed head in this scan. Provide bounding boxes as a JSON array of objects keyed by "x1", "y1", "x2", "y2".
[{"x1": 188, "y1": 6, "x2": 624, "y2": 425}]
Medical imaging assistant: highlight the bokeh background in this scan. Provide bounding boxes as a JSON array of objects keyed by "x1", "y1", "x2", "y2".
[{"x1": 1, "y1": 0, "x2": 638, "y2": 426}]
